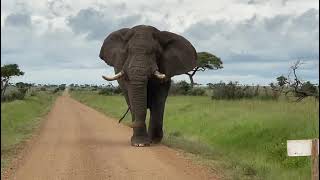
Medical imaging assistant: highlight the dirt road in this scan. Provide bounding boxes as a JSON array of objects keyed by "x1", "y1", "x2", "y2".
[{"x1": 5, "y1": 92, "x2": 218, "y2": 180}]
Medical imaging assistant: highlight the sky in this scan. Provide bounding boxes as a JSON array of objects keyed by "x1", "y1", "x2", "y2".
[{"x1": 1, "y1": 0, "x2": 319, "y2": 86}]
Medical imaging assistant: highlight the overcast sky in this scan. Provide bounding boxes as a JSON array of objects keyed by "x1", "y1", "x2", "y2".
[{"x1": 1, "y1": 0, "x2": 319, "y2": 85}]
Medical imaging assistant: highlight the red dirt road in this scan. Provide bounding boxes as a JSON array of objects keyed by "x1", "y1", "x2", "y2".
[{"x1": 5, "y1": 93, "x2": 218, "y2": 180}]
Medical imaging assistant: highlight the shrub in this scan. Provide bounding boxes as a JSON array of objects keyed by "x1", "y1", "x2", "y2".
[
  {"x1": 58, "y1": 84, "x2": 66, "y2": 91},
  {"x1": 27, "y1": 88, "x2": 37, "y2": 96},
  {"x1": 52, "y1": 88, "x2": 60, "y2": 94},
  {"x1": 2, "y1": 89, "x2": 26, "y2": 101},
  {"x1": 189, "y1": 87, "x2": 206, "y2": 96},
  {"x1": 98, "y1": 85, "x2": 122, "y2": 95},
  {"x1": 169, "y1": 81, "x2": 192, "y2": 95},
  {"x1": 209, "y1": 81, "x2": 265, "y2": 100},
  {"x1": 98, "y1": 88, "x2": 113, "y2": 95}
]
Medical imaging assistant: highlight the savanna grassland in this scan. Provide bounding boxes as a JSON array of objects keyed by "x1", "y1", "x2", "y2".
[
  {"x1": 1, "y1": 91, "x2": 59, "y2": 169},
  {"x1": 70, "y1": 90, "x2": 319, "y2": 180}
]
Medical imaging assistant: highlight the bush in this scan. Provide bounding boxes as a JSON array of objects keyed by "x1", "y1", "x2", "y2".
[
  {"x1": 58, "y1": 84, "x2": 66, "y2": 91},
  {"x1": 210, "y1": 81, "x2": 263, "y2": 100},
  {"x1": 298, "y1": 81, "x2": 318, "y2": 97},
  {"x1": 169, "y1": 81, "x2": 206, "y2": 96},
  {"x1": 98, "y1": 88, "x2": 113, "y2": 95},
  {"x1": 40, "y1": 87, "x2": 47, "y2": 91},
  {"x1": 52, "y1": 88, "x2": 60, "y2": 94},
  {"x1": 98, "y1": 85, "x2": 122, "y2": 95},
  {"x1": 169, "y1": 81, "x2": 191, "y2": 95},
  {"x1": 27, "y1": 88, "x2": 37, "y2": 96},
  {"x1": 2, "y1": 89, "x2": 26, "y2": 101},
  {"x1": 189, "y1": 87, "x2": 206, "y2": 96}
]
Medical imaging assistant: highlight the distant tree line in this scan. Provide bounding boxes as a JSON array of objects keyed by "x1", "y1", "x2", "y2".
[{"x1": 1, "y1": 63, "x2": 67, "y2": 102}]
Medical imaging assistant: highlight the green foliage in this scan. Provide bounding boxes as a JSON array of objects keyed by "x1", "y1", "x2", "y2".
[
  {"x1": 70, "y1": 92, "x2": 319, "y2": 180},
  {"x1": 1, "y1": 64, "x2": 24, "y2": 78},
  {"x1": 58, "y1": 84, "x2": 66, "y2": 91},
  {"x1": 16, "y1": 82, "x2": 32, "y2": 97},
  {"x1": 186, "y1": 52, "x2": 223, "y2": 87},
  {"x1": 189, "y1": 87, "x2": 206, "y2": 96},
  {"x1": 209, "y1": 81, "x2": 260, "y2": 100},
  {"x1": 27, "y1": 88, "x2": 37, "y2": 96},
  {"x1": 2, "y1": 89, "x2": 26, "y2": 101},
  {"x1": 98, "y1": 85, "x2": 122, "y2": 95},
  {"x1": 299, "y1": 81, "x2": 318, "y2": 96},
  {"x1": 276, "y1": 75, "x2": 288, "y2": 87},
  {"x1": 169, "y1": 81, "x2": 206, "y2": 96},
  {"x1": 197, "y1": 52, "x2": 223, "y2": 70},
  {"x1": 52, "y1": 88, "x2": 60, "y2": 94},
  {"x1": 1, "y1": 64, "x2": 25, "y2": 99}
]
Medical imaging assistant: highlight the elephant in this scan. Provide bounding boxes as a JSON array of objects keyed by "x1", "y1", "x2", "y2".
[{"x1": 99, "y1": 25, "x2": 197, "y2": 147}]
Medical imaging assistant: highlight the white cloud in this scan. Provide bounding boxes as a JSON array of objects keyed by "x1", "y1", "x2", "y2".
[{"x1": 1, "y1": 0, "x2": 319, "y2": 85}]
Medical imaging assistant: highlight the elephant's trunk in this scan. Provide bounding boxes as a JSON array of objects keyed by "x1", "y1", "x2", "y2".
[{"x1": 128, "y1": 81, "x2": 147, "y2": 128}]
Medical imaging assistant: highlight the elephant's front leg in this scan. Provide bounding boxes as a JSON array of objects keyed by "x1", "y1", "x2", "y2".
[
  {"x1": 148, "y1": 79, "x2": 171, "y2": 143},
  {"x1": 128, "y1": 81, "x2": 151, "y2": 147}
]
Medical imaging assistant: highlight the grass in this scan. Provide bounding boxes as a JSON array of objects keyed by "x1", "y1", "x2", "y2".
[
  {"x1": 70, "y1": 90, "x2": 319, "y2": 180},
  {"x1": 1, "y1": 91, "x2": 59, "y2": 169}
]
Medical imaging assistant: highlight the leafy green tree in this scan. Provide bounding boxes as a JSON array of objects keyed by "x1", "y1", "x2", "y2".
[
  {"x1": 276, "y1": 75, "x2": 288, "y2": 87},
  {"x1": 186, "y1": 52, "x2": 223, "y2": 87},
  {"x1": 1, "y1": 64, "x2": 24, "y2": 97},
  {"x1": 15, "y1": 82, "x2": 32, "y2": 98},
  {"x1": 58, "y1": 84, "x2": 66, "y2": 91}
]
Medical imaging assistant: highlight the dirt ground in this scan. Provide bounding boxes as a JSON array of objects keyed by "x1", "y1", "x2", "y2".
[{"x1": 2, "y1": 92, "x2": 219, "y2": 180}]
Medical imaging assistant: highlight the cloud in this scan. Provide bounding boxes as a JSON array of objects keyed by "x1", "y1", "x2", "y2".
[
  {"x1": 247, "y1": 0, "x2": 267, "y2": 5},
  {"x1": 67, "y1": 7, "x2": 142, "y2": 41},
  {"x1": 1, "y1": 0, "x2": 319, "y2": 85},
  {"x1": 183, "y1": 8, "x2": 319, "y2": 60},
  {"x1": 4, "y1": 13, "x2": 31, "y2": 27},
  {"x1": 47, "y1": 0, "x2": 72, "y2": 17}
]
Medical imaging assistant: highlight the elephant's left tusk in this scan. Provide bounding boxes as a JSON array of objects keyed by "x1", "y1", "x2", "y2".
[
  {"x1": 154, "y1": 71, "x2": 166, "y2": 79},
  {"x1": 102, "y1": 71, "x2": 124, "y2": 81}
]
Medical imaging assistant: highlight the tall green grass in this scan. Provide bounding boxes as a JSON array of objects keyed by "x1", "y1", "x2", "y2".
[
  {"x1": 1, "y1": 91, "x2": 58, "y2": 169},
  {"x1": 70, "y1": 90, "x2": 319, "y2": 180}
]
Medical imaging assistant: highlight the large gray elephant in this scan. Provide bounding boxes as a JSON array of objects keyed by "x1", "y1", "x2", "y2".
[{"x1": 99, "y1": 25, "x2": 197, "y2": 147}]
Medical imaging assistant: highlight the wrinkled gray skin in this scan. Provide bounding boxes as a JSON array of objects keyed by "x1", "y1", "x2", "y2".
[{"x1": 99, "y1": 25, "x2": 197, "y2": 146}]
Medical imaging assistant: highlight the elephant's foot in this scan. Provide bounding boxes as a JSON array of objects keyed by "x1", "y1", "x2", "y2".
[
  {"x1": 131, "y1": 135, "x2": 151, "y2": 147},
  {"x1": 131, "y1": 125, "x2": 150, "y2": 147},
  {"x1": 148, "y1": 127, "x2": 163, "y2": 144}
]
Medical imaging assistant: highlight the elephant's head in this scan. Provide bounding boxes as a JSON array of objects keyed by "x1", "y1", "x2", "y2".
[{"x1": 99, "y1": 25, "x2": 196, "y2": 125}]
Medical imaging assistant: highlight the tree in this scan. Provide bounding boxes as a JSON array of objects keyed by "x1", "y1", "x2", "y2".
[
  {"x1": 1, "y1": 64, "x2": 24, "y2": 97},
  {"x1": 185, "y1": 52, "x2": 223, "y2": 87},
  {"x1": 285, "y1": 60, "x2": 319, "y2": 101},
  {"x1": 276, "y1": 75, "x2": 288, "y2": 87}
]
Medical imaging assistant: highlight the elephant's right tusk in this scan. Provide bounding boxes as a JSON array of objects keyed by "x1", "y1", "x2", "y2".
[
  {"x1": 154, "y1": 71, "x2": 166, "y2": 79},
  {"x1": 102, "y1": 71, "x2": 124, "y2": 81}
]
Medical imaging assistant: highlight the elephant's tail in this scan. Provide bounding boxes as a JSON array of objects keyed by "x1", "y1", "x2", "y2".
[{"x1": 118, "y1": 106, "x2": 130, "y2": 123}]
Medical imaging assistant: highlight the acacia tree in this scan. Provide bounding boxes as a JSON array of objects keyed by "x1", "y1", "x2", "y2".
[
  {"x1": 185, "y1": 52, "x2": 223, "y2": 87},
  {"x1": 276, "y1": 75, "x2": 288, "y2": 87},
  {"x1": 1, "y1": 64, "x2": 24, "y2": 97}
]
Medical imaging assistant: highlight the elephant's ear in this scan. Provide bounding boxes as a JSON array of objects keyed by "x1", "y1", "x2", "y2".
[
  {"x1": 156, "y1": 31, "x2": 197, "y2": 77},
  {"x1": 99, "y1": 28, "x2": 134, "y2": 71}
]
